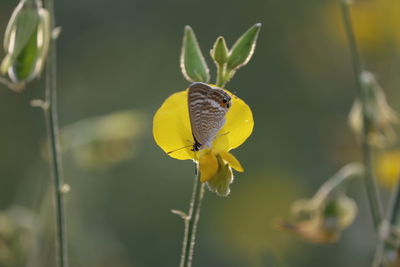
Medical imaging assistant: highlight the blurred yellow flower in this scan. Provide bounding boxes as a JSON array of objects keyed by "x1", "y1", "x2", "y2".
[
  {"x1": 376, "y1": 150, "x2": 400, "y2": 188},
  {"x1": 153, "y1": 87, "x2": 253, "y2": 194},
  {"x1": 325, "y1": 0, "x2": 400, "y2": 51}
]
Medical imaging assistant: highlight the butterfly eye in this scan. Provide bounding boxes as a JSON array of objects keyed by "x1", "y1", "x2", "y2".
[{"x1": 222, "y1": 98, "x2": 228, "y2": 104}]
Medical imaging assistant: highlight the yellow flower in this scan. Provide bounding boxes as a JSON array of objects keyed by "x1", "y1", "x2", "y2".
[
  {"x1": 376, "y1": 150, "x2": 400, "y2": 188},
  {"x1": 153, "y1": 86, "x2": 253, "y2": 195}
]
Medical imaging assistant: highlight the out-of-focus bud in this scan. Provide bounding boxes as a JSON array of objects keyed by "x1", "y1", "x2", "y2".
[
  {"x1": 348, "y1": 71, "x2": 399, "y2": 147},
  {"x1": 277, "y1": 163, "x2": 363, "y2": 244},
  {"x1": 0, "y1": 206, "x2": 36, "y2": 267},
  {"x1": 180, "y1": 26, "x2": 210, "y2": 83},
  {"x1": 1, "y1": 0, "x2": 51, "y2": 85}
]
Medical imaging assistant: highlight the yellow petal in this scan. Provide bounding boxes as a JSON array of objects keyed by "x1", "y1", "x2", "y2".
[
  {"x1": 219, "y1": 151, "x2": 244, "y2": 172},
  {"x1": 199, "y1": 151, "x2": 218, "y2": 182},
  {"x1": 153, "y1": 90, "x2": 194, "y2": 160}
]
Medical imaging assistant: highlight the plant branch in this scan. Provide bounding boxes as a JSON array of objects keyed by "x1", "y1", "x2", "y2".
[
  {"x1": 0, "y1": 76, "x2": 25, "y2": 92},
  {"x1": 216, "y1": 63, "x2": 226, "y2": 88},
  {"x1": 340, "y1": 0, "x2": 383, "y2": 228},
  {"x1": 43, "y1": 0, "x2": 68, "y2": 265},
  {"x1": 178, "y1": 163, "x2": 205, "y2": 267},
  {"x1": 373, "y1": 178, "x2": 400, "y2": 267}
]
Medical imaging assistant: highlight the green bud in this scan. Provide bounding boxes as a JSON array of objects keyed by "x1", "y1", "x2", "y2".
[
  {"x1": 1, "y1": 0, "x2": 51, "y2": 84},
  {"x1": 227, "y1": 23, "x2": 261, "y2": 71},
  {"x1": 206, "y1": 154, "x2": 233, "y2": 197},
  {"x1": 180, "y1": 25, "x2": 210, "y2": 83},
  {"x1": 210, "y1": 36, "x2": 228, "y2": 65}
]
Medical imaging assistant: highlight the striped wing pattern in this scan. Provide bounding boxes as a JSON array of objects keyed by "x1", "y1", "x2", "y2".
[{"x1": 188, "y1": 82, "x2": 231, "y2": 149}]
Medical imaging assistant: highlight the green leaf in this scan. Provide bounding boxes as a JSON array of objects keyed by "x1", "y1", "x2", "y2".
[
  {"x1": 227, "y1": 23, "x2": 261, "y2": 71},
  {"x1": 180, "y1": 25, "x2": 210, "y2": 83},
  {"x1": 210, "y1": 36, "x2": 228, "y2": 65}
]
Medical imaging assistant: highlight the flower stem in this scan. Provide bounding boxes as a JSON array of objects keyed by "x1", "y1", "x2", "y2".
[
  {"x1": 373, "y1": 178, "x2": 400, "y2": 267},
  {"x1": 388, "y1": 181, "x2": 400, "y2": 226},
  {"x1": 340, "y1": 0, "x2": 383, "y2": 228},
  {"x1": 179, "y1": 164, "x2": 205, "y2": 267},
  {"x1": 216, "y1": 63, "x2": 226, "y2": 88},
  {"x1": 43, "y1": 0, "x2": 69, "y2": 266}
]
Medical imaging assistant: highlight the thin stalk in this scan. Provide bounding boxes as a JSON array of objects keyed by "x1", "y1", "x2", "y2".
[
  {"x1": 43, "y1": 0, "x2": 68, "y2": 266},
  {"x1": 179, "y1": 164, "x2": 205, "y2": 267},
  {"x1": 340, "y1": 0, "x2": 383, "y2": 228},
  {"x1": 0, "y1": 76, "x2": 24, "y2": 92},
  {"x1": 216, "y1": 63, "x2": 226, "y2": 88},
  {"x1": 373, "y1": 178, "x2": 400, "y2": 267},
  {"x1": 388, "y1": 180, "x2": 400, "y2": 226}
]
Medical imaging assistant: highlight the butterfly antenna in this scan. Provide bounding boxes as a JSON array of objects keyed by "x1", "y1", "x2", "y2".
[{"x1": 167, "y1": 144, "x2": 193, "y2": 155}]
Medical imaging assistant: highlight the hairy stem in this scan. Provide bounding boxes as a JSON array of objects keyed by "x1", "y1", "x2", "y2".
[
  {"x1": 179, "y1": 164, "x2": 205, "y2": 267},
  {"x1": 216, "y1": 63, "x2": 226, "y2": 88},
  {"x1": 43, "y1": 0, "x2": 68, "y2": 266},
  {"x1": 340, "y1": 0, "x2": 383, "y2": 229}
]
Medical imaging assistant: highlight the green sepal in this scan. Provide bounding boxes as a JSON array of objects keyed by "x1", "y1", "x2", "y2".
[
  {"x1": 180, "y1": 25, "x2": 210, "y2": 83},
  {"x1": 1, "y1": 1, "x2": 51, "y2": 84},
  {"x1": 206, "y1": 154, "x2": 234, "y2": 197},
  {"x1": 8, "y1": 27, "x2": 39, "y2": 82},
  {"x1": 210, "y1": 36, "x2": 228, "y2": 65},
  {"x1": 3, "y1": 2, "x2": 40, "y2": 60},
  {"x1": 227, "y1": 23, "x2": 261, "y2": 71}
]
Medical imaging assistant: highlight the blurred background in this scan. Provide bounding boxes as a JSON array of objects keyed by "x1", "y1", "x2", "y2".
[{"x1": 1, "y1": 0, "x2": 400, "y2": 266}]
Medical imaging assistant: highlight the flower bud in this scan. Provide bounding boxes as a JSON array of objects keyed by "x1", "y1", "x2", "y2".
[
  {"x1": 210, "y1": 36, "x2": 228, "y2": 66},
  {"x1": 1, "y1": 0, "x2": 51, "y2": 85}
]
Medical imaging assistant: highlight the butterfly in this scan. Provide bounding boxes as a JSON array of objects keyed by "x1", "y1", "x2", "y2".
[
  {"x1": 167, "y1": 82, "x2": 232, "y2": 155},
  {"x1": 188, "y1": 82, "x2": 232, "y2": 151}
]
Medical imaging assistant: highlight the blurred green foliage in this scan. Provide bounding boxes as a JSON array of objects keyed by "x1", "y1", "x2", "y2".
[{"x1": 1, "y1": 0, "x2": 400, "y2": 266}]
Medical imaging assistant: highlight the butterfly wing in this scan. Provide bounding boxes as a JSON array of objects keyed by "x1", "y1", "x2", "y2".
[{"x1": 188, "y1": 82, "x2": 231, "y2": 148}]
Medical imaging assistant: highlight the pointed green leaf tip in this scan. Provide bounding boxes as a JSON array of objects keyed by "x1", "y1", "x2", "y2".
[
  {"x1": 227, "y1": 23, "x2": 261, "y2": 71},
  {"x1": 180, "y1": 25, "x2": 210, "y2": 83},
  {"x1": 211, "y1": 36, "x2": 228, "y2": 65}
]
